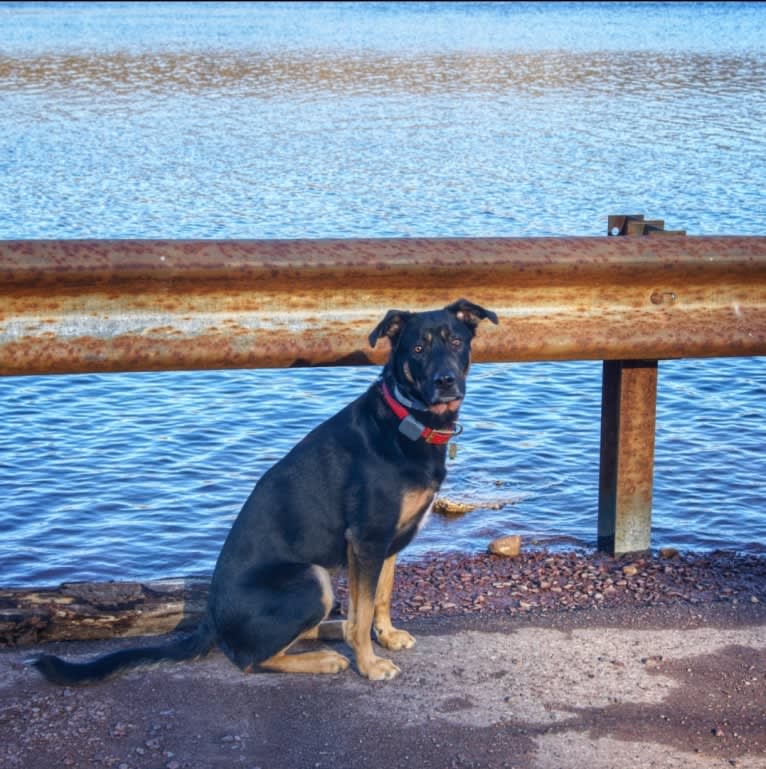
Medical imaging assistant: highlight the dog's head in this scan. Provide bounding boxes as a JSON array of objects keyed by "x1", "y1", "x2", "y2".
[{"x1": 369, "y1": 299, "x2": 498, "y2": 417}]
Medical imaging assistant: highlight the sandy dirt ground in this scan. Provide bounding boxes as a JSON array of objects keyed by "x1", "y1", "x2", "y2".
[{"x1": 2, "y1": 560, "x2": 765, "y2": 769}]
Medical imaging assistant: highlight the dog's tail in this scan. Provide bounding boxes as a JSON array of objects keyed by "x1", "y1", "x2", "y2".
[{"x1": 31, "y1": 620, "x2": 216, "y2": 686}]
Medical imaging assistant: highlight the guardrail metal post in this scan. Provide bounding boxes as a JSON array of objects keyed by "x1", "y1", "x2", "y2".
[
  {"x1": 597, "y1": 214, "x2": 682, "y2": 555},
  {"x1": 597, "y1": 359, "x2": 658, "y2": 555}
]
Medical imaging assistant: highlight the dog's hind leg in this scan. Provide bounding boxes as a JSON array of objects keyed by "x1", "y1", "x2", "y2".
[
  {"x1": 257, "y1": 565, "x2": 349, "y2": 675},
  {"x1": 260, "y1": 566, "x2": 349, "y2": 674},
  {"x1": 217, "y1": 564, "x2": 349, "y2": 675},
  {"x1": 300, "y1": 619, "x2": 346, "y2": 641},
  {"x1": 260, "y1": 646, "x2": 350, "y2": 674},
  {"x1": 373, "y1": 554, "x2": 416, "y2": 651}
]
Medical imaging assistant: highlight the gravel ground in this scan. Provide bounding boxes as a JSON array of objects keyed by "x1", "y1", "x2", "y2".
[
  {"x1": 340, "y1": 548, "x2": 766, "y2": 620},
  {"x1": 1, "y1": 548, "x2": 765, "y2": 769}
]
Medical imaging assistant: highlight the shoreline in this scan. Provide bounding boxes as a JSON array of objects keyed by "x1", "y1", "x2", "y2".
[
  {"x1": 364, "y1": 547, "x2": 766, "y2": 621},
  {"x1": 2, "y1": 547, "x2": 764, "y2": 649}
]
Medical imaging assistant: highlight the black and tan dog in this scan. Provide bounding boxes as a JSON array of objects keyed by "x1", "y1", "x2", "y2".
[{"x1": 34, "y1": 299, "x2": 497, "y2": 684}]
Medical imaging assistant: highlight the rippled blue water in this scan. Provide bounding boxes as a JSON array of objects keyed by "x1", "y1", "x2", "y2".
[{"x1": 1, "y1": 2, "x2": 765, "y2": 586}]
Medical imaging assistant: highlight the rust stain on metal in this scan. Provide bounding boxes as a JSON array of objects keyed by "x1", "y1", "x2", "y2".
[{"x1": 1, "y1": 238, "x2": 765, "y2": 376}]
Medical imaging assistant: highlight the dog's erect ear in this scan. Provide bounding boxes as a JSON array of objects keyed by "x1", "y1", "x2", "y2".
[
  {"x1": 369, "y1": 309, "x2": 413, "y2": 348},
  {"x1": 445, "y1": 299, "x2": 499, "y2": 329}
]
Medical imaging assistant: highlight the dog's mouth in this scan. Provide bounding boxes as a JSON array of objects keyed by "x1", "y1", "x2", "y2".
[{"x1": 428, "y1": 397, "x2": 462, "y2": 416}]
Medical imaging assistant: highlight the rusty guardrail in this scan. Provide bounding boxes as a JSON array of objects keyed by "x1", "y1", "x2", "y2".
[
  {"x1": 1, "y1": 236, "x2": 765, "y2": 376},
  {"x1": 1, "y1": 232, "x2": 765, "y2": 558}
]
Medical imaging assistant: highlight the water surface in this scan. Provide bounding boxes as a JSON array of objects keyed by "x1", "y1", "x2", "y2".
[{"x1": 1, "y1": 2, "x2": 764, "y2": 586}]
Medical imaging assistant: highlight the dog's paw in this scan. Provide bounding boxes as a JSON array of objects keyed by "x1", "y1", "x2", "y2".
[
  {"x1": 360, "y1": 656, "x2": 401, "y2": 681},
  {"x1": 375, "y1": 627, "x2": 416, "y2": 651},
  {"x1": 318, "y1": 651, "x2": 351, "y2": 674}
]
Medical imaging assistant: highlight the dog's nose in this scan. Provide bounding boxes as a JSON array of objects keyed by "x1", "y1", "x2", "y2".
[{"x1": 434, "y1": 372, "x2": 456, "y2": 390}]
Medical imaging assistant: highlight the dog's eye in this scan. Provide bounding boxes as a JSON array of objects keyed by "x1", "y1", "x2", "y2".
[
  {"x1": 450, "y1": 337, "x2": 462, "y2": 348},
  {"x1": 413, "y1": 344, "x2": 424, "y2": 354}
]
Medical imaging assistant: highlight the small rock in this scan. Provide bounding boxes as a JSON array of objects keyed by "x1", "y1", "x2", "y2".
[
  {"x1": 489, "y1": 535, "x2": 522, "y2": 558},
  {"x1": 434, "y1": 498, "x2": 476, "y2": 516},
  {"x1": 751, "y1": 596, "x2": 760, "y2": 604},
  {"x1": 659, "y1": 547, "x2": 679, "y2": 559},
  {"x1": 622, "y1": 565, "x2": 639, "y2": 577}
]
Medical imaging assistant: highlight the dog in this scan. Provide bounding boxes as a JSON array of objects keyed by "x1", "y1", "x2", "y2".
[{"x1": 33, "y1": 299, "x2": 497, "y2": 683}]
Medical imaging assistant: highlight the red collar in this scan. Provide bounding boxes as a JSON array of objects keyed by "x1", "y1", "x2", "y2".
[{"x1": 380, "y1": 381, "x2": 462, "y2": 445}]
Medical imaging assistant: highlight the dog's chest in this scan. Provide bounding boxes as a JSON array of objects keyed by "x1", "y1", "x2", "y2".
[{"x1": 396, "y1": 488, "x2": 436, "y2": 538}]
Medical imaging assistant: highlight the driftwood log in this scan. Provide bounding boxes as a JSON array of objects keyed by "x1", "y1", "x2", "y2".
[{"x1": 0, "y1": 577, "x2": 209, "y2": 647}]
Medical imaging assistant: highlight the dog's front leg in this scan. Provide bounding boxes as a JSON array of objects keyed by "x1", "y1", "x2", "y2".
[
  {"x1": 374, "y1": 554, "x2": 416, "y2": 651},
  {"x1": 346, "y1": 543, "x2": 401, "y2": 681}
]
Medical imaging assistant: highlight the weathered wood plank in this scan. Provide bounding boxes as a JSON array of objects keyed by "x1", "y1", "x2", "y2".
[{"x1": 0, "y1": 578, "x2": 209, "y2": 647}]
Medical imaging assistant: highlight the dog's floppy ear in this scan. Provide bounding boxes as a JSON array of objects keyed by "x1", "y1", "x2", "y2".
[
  {"x1": 369, "y1": 309, "x2": 413, "y2": 348},
  {"x1": 445, "y1": 299, "x2": 499, "y2": 329}
]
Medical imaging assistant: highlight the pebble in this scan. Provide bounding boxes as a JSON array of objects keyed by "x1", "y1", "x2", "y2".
[
  {"x1": 488, "y1": 535, "x2": 522, "y2": 558},
  {"x1": 659, "y1": 547, "x2": 680, "y2": 559}
]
